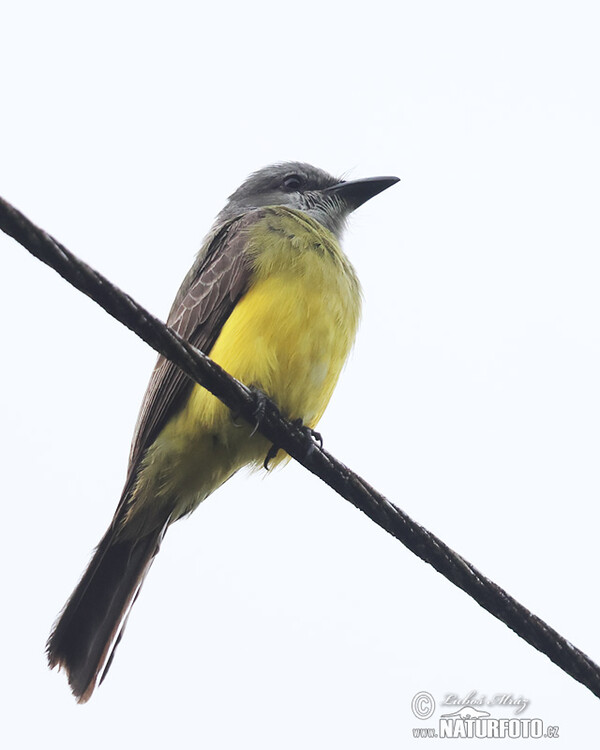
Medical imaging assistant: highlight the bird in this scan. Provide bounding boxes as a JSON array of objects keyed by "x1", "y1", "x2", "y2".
[{"x1": 46, "y1": 162, "x2": 399, "y2": 702}]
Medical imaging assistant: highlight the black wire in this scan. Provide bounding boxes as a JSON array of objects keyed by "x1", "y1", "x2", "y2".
[{"x1": 2, "y1": 193, "x2": 599, "y2": 699}]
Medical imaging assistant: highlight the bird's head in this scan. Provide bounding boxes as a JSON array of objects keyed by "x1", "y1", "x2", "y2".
[{"x1": 217, "y1": 162, "x2": 399, "y2": 239}]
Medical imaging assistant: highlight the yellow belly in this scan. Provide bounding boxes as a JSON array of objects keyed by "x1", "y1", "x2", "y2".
[
  {"x1": 209, "y1": 274, "x2": 353, "y2": 426},
  {"x1": 125, "y1": 208, "x2": 361, "y2": 533}
]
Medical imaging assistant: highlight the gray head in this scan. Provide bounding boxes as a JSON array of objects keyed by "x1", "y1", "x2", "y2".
[{"x1": 216, "y1": 162, "x2": 399, "y2": 239}]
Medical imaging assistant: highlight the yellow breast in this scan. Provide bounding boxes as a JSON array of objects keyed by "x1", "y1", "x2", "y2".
[{"x1": 206, "y1": 207, "x2": 361, "y2": 427}]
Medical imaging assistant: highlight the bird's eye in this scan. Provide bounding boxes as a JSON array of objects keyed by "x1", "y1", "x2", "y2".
[{"x1": 281, "y1": 174, "x2": 304, "y2": 191}]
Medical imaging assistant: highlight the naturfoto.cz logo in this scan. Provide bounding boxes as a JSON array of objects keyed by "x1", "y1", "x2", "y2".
[{"x1": 410, "y1": 690, "x2": 559, "y2": 740}]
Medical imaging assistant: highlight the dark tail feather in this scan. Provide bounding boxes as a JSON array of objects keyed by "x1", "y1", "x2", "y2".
[{"x1": 47, "y1": 521, "x2": 168, "y2": 703}]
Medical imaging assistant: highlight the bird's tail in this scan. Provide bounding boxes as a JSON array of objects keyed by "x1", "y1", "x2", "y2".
[{"x1": 47, "y1": 520, "x2": 168, "y2": 703}]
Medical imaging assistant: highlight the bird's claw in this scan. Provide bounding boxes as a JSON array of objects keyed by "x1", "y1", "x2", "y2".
[
  {"x1": 248, "y1": 386, "x2": 268, "y2": 437},
  {"x1": 263, "y1": 444, "x2": 280, "y2": 470},
  {"x1": 290, "y1": 418, "x2": 324, "y2": 462},
  {"x1": 296, "y1": 420, "x2": 323, "y2": 450},
  {"x1": 231, "y1": 386, "x2": 268, "y2": 433},
  {"x1": 290, "y1": 418, "x2": 322, "y2": 451},
  {"x1": 263, "y1": 420, "x2": 323, "y2": 470}
]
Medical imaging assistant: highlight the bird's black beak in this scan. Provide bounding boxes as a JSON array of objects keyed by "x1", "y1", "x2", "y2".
[{"x1": 324, "y1": 175, "x2": 400, "y2": 211}]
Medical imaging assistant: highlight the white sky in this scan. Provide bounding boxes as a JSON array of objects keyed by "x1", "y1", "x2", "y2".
[{"x1": 1, "y1": 1, "x2": 599, "y2": 747}]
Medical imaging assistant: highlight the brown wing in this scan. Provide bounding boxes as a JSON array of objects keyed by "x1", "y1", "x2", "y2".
[
  {"x1": 46, "y1": 215, "x2": 263, "y2": 699},
  {"x1": 125, "y1": 211, "x2": 261, "y2": 477}
]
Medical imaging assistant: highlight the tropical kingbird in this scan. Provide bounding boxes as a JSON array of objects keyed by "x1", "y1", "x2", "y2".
[{"x1": 47, "y1": 162, "x2": 399, "y2": 702}]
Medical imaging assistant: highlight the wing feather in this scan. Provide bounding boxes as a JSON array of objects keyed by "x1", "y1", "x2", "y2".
[{"x1": 125, "y1": 211, "x2": 260, "y2": 477}]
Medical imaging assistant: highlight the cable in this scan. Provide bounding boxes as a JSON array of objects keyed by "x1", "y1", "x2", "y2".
[{"x1": 2, "y1": 193, "x2": 599, "y2": 699}]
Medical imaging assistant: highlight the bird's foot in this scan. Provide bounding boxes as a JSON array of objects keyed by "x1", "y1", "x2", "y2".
[
  {"x1": 291, "y1": 419, "x2": 323, "y2": 451},
  {"x1": 263, "y1": 418, "x2": 323, "y2": 470},
  {"x1": 231, "y1": 385, "x2": 268, "y2": 432},
  {"x1": 247, "y1": 386, "x2": 268, "y2": 436},
  {"x1": 237, "y1": 388, "x2": 324, "y2": 470}
]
